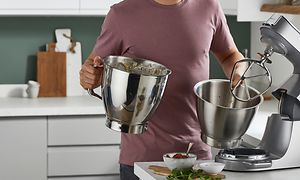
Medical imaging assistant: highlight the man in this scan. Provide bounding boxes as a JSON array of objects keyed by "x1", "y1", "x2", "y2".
[{"x1": 80, "y1": 0, "x2": 244, "y2": 179}]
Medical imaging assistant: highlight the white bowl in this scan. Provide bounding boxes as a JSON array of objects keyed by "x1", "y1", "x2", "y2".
[
  {"x1": 163, "y1": 152, "x2": 197, "y2": 170},
  {"x1": 194, "y1": 162, "x2": 225, "y2": 175}
]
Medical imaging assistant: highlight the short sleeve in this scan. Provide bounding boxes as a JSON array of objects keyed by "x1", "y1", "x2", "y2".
[
  {"x1": 210, "y1": 1, "x2": 237, "y2": 54},
  {"x1": 92, "y1": 7, "x2": 123, "y2": 58}
]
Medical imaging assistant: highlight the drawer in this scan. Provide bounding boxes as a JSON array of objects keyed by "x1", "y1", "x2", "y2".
[
  {"x1": 49, "y1": 176, "x2": 120, "y2": 180},
  {"x1": 48, "y1": 115, "x2": 120, "y2": 146},
  {"x1": 48, "y1": 146, "x2": 120, "y2": 176}
]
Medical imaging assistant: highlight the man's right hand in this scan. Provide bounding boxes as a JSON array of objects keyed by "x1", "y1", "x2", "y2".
[{"x1": 80, "y1": 56, "x2": 103, "y2": 89}]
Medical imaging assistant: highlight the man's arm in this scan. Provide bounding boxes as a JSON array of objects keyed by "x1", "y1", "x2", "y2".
[{"x1": 214, "y1": 47, "x2": 244, "y2": 79}]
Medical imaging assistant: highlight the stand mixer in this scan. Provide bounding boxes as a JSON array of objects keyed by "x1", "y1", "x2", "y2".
[{"x1": 215, "y1": 15, "x2": 300, "y2": 171}]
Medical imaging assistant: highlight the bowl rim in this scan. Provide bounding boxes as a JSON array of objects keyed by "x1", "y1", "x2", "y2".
[
  {"x1": 193, "y1": 79, "x2": 264, "y2": 110},
  {"x1": 198, "y1": 162, "x2": 225, "y2": 167},
  {"x1": 104, "y1": 55, "x2": 172, "y2": 77},
  {"x1": 163, "y1": 152, "x2": 197, "y2": 159}
]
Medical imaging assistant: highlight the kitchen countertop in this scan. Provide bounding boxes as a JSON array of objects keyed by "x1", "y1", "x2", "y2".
[
  {"x1": 134, "y1": 161, "x2": 300, "y2": 180},
  {"x1": 0, "y1": 93, "x2": 278, "y2": 139},
  {"x1": 0, "y1": 96, "x2": 105, "y2": 117}
]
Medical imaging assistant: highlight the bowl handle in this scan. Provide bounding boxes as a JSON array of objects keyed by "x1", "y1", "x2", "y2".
[{"x1": 88, "y1": 89, "x2": 102, "y2": 100}]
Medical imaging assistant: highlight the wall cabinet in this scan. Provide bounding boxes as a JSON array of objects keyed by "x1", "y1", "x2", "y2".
[
  {"x1": 0, "y1": 0, "x2": 80, "y2": 15},
  {"x1": 0, "y1": 0, "x2": 122, "y2": 16},
  {"x1": 0, "y1": 0, "x2": 238, "y2": 16},
  {"x1": 220, "y1": 0, "x2": 237, "y2": 16},
  {"x1": 237, "y1": 0, "x2": 276, "y2": 21},
  {"x1": 0, "y1": 0, "x2": 79, "y2": 9},
  {"x1": 79, "y1": 0, "x2": 120, "y2": 15}
]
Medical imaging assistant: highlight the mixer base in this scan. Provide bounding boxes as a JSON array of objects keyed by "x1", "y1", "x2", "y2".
[
  {"x1": 215, "y1": 148, "x2": 272, "y2": 171},
  {"x1": 106, "y1": 119, "x2": 147, "y2": 134}
]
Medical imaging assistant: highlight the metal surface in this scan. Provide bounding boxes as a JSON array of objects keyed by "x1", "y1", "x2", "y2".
[
  {"x1": 215, "y1": 15, "x2": 300, "y2": 171},
  {"x1": 216, "y1": 148, "x2": 272, "y2": 170},
  {"x1": 260, "y1": 15, "x2": 300, "y2": 73},
  {"x1": 258, "y1": 114, "x2": 292, "y2": 160},
  {"x1": 217, "y1": 148, "x2": 269, "y2": 161},
  {"x1": 89, "y1": 56, "x2": 171, "y2": 134},
  {"x1": 230, "y1": 56, "x2": 272, "y2": 102},
  {"x1": 193, "y1": 79, "x2": 263, "y2": 149}
]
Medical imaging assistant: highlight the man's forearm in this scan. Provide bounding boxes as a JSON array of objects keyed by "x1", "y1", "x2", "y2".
[{"x1": 218, "y1": 49, "x2": 244, "y2": 79}]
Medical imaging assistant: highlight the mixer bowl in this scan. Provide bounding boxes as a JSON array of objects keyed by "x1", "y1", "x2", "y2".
[
  {"x1": 95, "y1": 56, "x2": 171, "y2": 134},
  {"x1": 193, "y1": 79, "x2": 263, "y2": 148}
]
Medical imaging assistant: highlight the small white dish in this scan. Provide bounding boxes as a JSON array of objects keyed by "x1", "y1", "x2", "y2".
[{"x1": 193, "y1": 162, "x2": 225, "y2": 175}]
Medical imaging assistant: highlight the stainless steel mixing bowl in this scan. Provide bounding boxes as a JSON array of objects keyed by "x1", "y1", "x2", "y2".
[
  {"x1": 193, "y1": 79, "x2": 263, "y2": 148},
  {"x1": 89, "y1": 56, "x2": 171, "y2": 134}
]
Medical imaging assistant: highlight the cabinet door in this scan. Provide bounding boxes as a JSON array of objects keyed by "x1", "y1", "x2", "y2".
[
  {"x1": 0, "y1": 117, "x2": 47, "y2": 180},
  {"x1": 48, "y1": 115, "x2": 120, "y2": 146},
  {"x1": 0, "y1": 0, "x2": 79, "y2": 9},
  {"x1": 220, "y1": 0, "x2": 237, "y2": 15},
  {"x1": 79, "y1": 0, "x2": 110, "y2": 15},
  {"x1": 49, "y1": 176, "x2": 120, "y2": 180},
  {"x1": 48, "y1": 146, "x2": 120, "y2": 176},
  {"x1": 79, "y1": 0, "x2": 123, "y2": 15}
]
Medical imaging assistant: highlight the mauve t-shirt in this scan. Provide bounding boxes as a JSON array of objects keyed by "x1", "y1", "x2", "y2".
[{"x1": 93, "y1": 0, "x2": 236, "y2": 166}]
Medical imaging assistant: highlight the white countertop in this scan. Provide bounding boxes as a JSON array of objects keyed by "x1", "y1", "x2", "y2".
[
  {"x1": 134, "y1": 161, "x2": 300, "y2": 180},
  {"x1": 0, "y1": 96, "x2": 105, "y2": 117}
]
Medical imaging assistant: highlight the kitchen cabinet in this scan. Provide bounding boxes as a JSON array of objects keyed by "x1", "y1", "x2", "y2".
[
  {"x1": 48, "y1": 115, "x2": 120, "y2": 146},
  {"x1": 79, "y1": 0, "x2": 119, "y2": 15},
  {"x1": 0, "y1": 0, "x2": 239, "y2": 16},
  {"x1": 48, "y1": 176, "x2": 120, "y2": 180},
  {"x1": 0, "y1": 0, "x2": 80, "y2": 15},
  {"x1": 0, "y1": 96, "x2": 121, "y2": 180},
  {"x1": 0, "y1": 0, "x2": 79, "y2": 10},
  {"x1": 47, "y1": 115, "x2": 120, "y2": 178},
  {"x1": 0, "y1": 117, "x2": 47, "y2": 180},
  {"x1": 0, "y1": 0, "x2": 122, "y2": 16},
  {"x1": 48, "y1": 146, "x2": 120, "y2": 176},
  {"x1": 220, "y1": 0, "x2": 237, "y2": 16}
]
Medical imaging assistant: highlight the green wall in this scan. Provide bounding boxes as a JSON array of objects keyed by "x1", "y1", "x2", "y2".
[
  {"x1": 0, "y1": 17, "x2": 104, "y2": 84},
  {"x1": 0, "y1": 16, "x2": 250, "y2": 84}
]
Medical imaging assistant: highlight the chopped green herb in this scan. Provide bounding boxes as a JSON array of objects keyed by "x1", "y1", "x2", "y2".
[{"x1": 166, "y1": 168, "x2": 222, "y2": 180}]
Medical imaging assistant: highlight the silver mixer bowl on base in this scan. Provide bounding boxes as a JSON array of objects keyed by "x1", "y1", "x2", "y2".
[
  {"x1": 88, "y1": 56, "x2": 171, "y2": 134},
  {"x1": 193, "y1": 79, "x2": 263, "y2": 149}
]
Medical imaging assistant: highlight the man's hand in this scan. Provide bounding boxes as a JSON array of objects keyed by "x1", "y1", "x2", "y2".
[
  {"x1": 80, "y1": 56, "x2": 103, "y2": 89},
  {"x1": 230, "y1": 61, "x2": 247, "y2": 88}
]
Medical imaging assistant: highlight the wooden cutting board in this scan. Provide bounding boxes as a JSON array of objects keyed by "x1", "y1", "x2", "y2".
[{"x1": 37, "y1": 43, "x2": 66, "y2": 97}]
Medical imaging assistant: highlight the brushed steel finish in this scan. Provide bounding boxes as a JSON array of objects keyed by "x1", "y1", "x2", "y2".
[
  {"x1": 215, "y1": 15, "x2": 300, "y2": 171},
  {"x1": 89, "y1": 56, "x2": 171, "y2": 134},
  {"x1": 193, "y1": 79, "x2": 263, "y2": 148}
]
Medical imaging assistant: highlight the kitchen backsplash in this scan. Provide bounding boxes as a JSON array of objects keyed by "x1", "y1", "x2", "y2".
[{"x1": 0, "y1": 16, "x2": 249, "y2": 84}]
